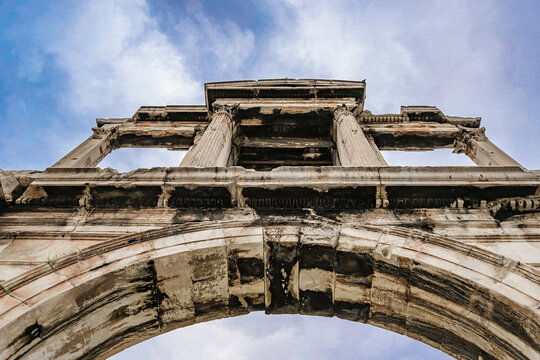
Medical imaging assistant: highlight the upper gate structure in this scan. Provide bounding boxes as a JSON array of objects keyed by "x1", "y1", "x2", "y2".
[{"x1": 0, "y1": 79, "x2": 539, "y2": 359}]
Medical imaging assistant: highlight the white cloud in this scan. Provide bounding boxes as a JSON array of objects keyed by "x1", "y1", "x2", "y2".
[
  {"x1": 174, "y1": 7, "x2": 256, "y2": 78},
  {"x1": 255, "y1": 0, "x2": 537, "y2": 168},
  {"x1": 4, "y1": 0, "x2": 534, "y2": 358},
  {"x1": 46, "y1": 0, "x2": 201, "y2": 117},
  {"x1": 111, "y1": 313, "x2": 450, "y2": 360},
  {"x1": 262, "y1": 0, "x2": 493, "y2": 111},
  {"x1": 98, "y1": 148, "x2": 185, "y2": 171},
  {"x1": 381, "y1": 149, "x2": 475, "y2": 167}
]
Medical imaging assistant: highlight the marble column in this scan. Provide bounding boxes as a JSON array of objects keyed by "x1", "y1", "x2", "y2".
[
  {"x1": 453, "y1": 126, "x2": 523, "y2": 168},
  {"x1": 333, "y1": 106, "x2": 386, "y2": 166},
  {"x1": 180, "y1": 106, "x2": 234, "y2": 167},
  {"x1": 51, "y1": 125, "x2": 117, "y2": 168}
]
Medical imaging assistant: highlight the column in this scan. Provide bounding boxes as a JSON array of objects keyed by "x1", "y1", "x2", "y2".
[
  {"x1": 180, "y1": 106, "x2": 234, "y2": 167},
  {"x1": 453, "y1": 127, "x2": 523, "y2": 168},
  {"x1": 366, "y1": 135, "x2": 388, "y2": 166},
  {"x1": 51, "y1": 125, "x2": 117, "y2": 168},
  {"x1": 333, "y1": 106, "x2": 387, "y2": 166}
]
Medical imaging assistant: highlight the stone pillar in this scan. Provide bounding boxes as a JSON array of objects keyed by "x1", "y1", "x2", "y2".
[
  {"x1": 453, "y1": 127, "x2": 523, "y2": 167},
  {"x1": 333, "y1": 106, "x2": 386, "y2": 166},
  {"x1": 180, "y1": 106, "x2": 234, "y2": 167},
  {"x1": 51, "y1": 125, "x2": 117, "y2": 168},
  {"x1": 366, "y1": 135, "x2": 388, "y2": 166}
]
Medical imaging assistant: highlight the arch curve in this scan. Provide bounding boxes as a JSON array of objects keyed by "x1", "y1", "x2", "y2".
[{"x1": 0, "y1": 219, "x2": 539, "y2": 360}]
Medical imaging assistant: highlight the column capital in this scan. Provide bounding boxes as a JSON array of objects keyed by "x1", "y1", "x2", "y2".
[
  {"x1": 453, "y1": 126, "x2": 486, "y2": 154},
  {"x1": 212, "y1": 104, "x2": 238, "y2": 117},
  {"x1": 91, "y1": 124, "x2": 119, "y2": 139},
  {"x1": 333, "y1": 104, "x2": 354, "y2": 120},
  {"x1": 332, "y1": 104, "x2": 386, "y2": 166}
]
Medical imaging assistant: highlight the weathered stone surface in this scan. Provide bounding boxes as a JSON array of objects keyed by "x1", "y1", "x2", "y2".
[
  {"x1": 264, "y1": 225, "x2": 300, "y2": 314},
  {"x1": 0, "y1": 78, "x2": 538, "y2": 360},
  {"x1": 0, "y1": 218, "x2": 538, "y2": 360}
]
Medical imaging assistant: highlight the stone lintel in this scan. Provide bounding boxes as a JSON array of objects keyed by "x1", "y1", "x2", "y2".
[
  {"x1": 133, "y1": 105, "x2": 209, "y2": 122},
  {"x1": 237, "y1": 137, "x2": 334, "y2": 149},
  {"x1": 20, "y1": 166, "x2": 540, "y2": 189},
  {"x1": 95, "y1": 117, "x2": 132, "y2": 126},
  {"x1": 8, "y1": 166, "x2": 538, "y2": 211},
  {"x1": 214, "y1": 98, "x2": 358, "y2": 114},
  {"x1": 363, "y1": 122, "x2": 459, "y2": 150},
  {"x1": 445, "y1": 115, "x2": 481, "y2": 128},
  {"x1": 205, "y1": 79, "x2": 366, "y2": 110},
  {"x1": 359, "y1": 107, "x2": 481, "y2": 128}
]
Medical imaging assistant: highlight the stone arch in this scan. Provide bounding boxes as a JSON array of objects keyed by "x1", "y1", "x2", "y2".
[{"x1": 0, "y1": 219, "x2": 538, "y2": 360}]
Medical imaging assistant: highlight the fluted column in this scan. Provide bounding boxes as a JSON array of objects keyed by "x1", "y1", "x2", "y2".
[
  {"x1": 453, "y1": 127, "x2": 523, "y2": 168},
  {"x1": 51, "y1": 124, "x2": 117, "y2": 168},
  {"x1": 180, "y1": 106, "x2": 234, "y2": 167},
  {"x1": 333, "y1": 106, "x2": 386, "y2": 166}
]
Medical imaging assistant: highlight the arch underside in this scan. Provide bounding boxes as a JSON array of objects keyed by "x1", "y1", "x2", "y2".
[{"x1": 0, "y1": 218, "x2": 539, "y2": 360}]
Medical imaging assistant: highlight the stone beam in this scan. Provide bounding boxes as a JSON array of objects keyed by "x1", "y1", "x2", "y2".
[
  {"x1": 333, "y1": 107, "x2": 386, "y2": 166},
  {"x1": 133, "y1": 105, "x2": 208, "y2": 122},
  {"x1": 453, "y1": 127, "x2": 523, "y2": 168},
  {"x1": 51, "y1": 124, "x2": 118, "y2": 168},
  {"x1": 214, "y1": 98, "x2": 358, "y2": 115},
  {"x1": 363, "y1": 122, "x2": 459, "y2": 150},
  {"x1": 180, "y1": 106, "x2": 235, "y2": 167},
  {"x1": 358, "y1": 107, "x2": 481, "y2": 128},
  {"x1": 112, "y1": 121, "x2": 205, "y2": 150},
  {"x1": 26, "y1": 166, "x2": 537, "y2": 189},
  {"x1": 11, "y1": 166, "x2": 538, "y2": 212},
  {"x1": 237, "y1": 137, "x2": 334, "y2": 149},
  {"x1": 205, "y1": 79, "x2": 366, "y2": 109}
]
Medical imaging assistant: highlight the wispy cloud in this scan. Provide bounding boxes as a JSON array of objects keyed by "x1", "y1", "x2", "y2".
[
  {"x1": 0, "y1": 0, "x2": 537, "y2": 357},
  {"x1": 254, "y1": 0, "x2": 537, "y2": 168},
  {"x1": 112, "y1": 313, "x2": 450, "y2": 360},
  {"x1": 45, "y1": 0, "x2": 200, "y2": 117},
  {"x1": 98, "y1": 148, "x2": 185, "y2": 171},
  {"x1": 173, "y1": 5, "x2": 256, "y2": 79}
]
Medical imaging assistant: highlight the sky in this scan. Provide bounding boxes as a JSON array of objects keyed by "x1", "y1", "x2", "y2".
[{"x1": 0, "y1": 0, "x2": 539, "y2": 358}]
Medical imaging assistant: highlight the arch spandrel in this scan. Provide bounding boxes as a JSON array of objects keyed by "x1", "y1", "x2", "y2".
[{"x1": 0, "y1": 219, "x2": 538, "y2": 360}]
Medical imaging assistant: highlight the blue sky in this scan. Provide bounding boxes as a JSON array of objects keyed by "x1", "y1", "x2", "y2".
[{"x1": 1, "y1": 0, "x2": 539, "y2": 358}]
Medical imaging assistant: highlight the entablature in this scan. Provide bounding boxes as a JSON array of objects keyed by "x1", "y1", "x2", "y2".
[
  {"x1": 205, "y1": 78, "x2": 367, "y2": 109},
  {"x1": 5, "y1": 166, "x2": 538, "y2": 213},
  {"x1": 358, "y1": 106, "x2": 481, "y2": 128},
  {"x1": 23, "y1": 78, "x2": 532, "y2": 204}
]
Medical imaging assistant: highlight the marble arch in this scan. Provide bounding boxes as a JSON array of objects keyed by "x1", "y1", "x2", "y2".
[
  {"x1": 0, "y1": 218, "x2": 539, "y2": 359},
  {"x1": 1, "y1": 79, "x2": 539, "y2": 359}
]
